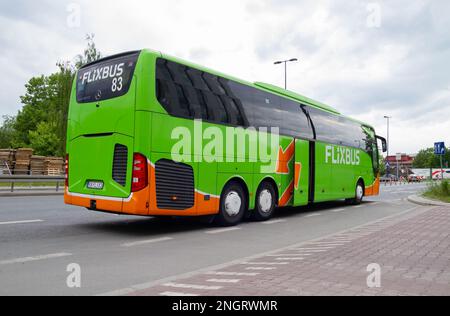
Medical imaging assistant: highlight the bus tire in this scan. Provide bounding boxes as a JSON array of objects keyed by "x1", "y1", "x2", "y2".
[
  {"x1": 251, "y1": 182, "x2": 277, "y2": 221},
  {"x1": 347, "y1": 181, "x2": 364, "y2": 205},
  {"x1": 215, "y1": 182, "x2": 247, "y2": 227}
]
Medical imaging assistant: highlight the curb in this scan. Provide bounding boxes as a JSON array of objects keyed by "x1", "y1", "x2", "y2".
[
  {"x1": 0, "y1": 191, "x2": 64, "y2": 197},
  {"x1": 407, "y1": 195, "x2": 449, "y2": 207}
]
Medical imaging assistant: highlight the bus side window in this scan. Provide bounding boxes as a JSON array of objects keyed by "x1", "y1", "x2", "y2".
[
  {"x1": 202, "y1": 90, "x2": 228, "y2": 124},
  {"x1": 219, "y1": 95, "x2": 244, "y2": 126},
  {"x1": 156, "y1": 79, "x2": 189, "y2": 117}
]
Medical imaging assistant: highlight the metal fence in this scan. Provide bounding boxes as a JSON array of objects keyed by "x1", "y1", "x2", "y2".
[{"x1": 0, "y1": 175, "x2": 65, "y2": 193}]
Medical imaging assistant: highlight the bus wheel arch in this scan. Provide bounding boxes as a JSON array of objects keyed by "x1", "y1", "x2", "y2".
[
  {"x1": 347, "y1": 178, "x2": 365, "y2": 205},
  {"x1": 215, "y1": 178, "x2": 249, "y2": 226},
  {"x1": 251, "y1": 178, "x2": 278, "y2": 221}
]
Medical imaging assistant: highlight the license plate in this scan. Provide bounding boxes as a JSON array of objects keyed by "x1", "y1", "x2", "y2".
[{"x1": 87, "y1": 181, "x2": 104, "y2": 190}]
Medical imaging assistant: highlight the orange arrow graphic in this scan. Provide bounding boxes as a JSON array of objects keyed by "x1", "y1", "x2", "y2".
[{"x1": 276, "y1": 141, "x2": 295, "y2": 174}]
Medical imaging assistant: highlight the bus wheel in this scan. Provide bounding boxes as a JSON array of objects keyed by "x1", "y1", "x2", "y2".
[
  {"x1": 347, "y1": 181, "x2": 364, "y2": 205},
  {"x1": 252, "y1": 182, "x2": 277, "y2": 221},
  {"x1": 215, "y1": 182, "x2": 247, "y2": 226}
]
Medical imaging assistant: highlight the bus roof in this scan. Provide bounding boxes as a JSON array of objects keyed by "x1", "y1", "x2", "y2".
[{"x1": 143, "y1": 49, "x2": 374, "y2": 130}]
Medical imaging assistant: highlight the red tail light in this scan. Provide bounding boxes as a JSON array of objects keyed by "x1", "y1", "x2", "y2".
[
  {"x1": 65, "y1": 154, "x2": 69, "y2": 187},
  {"x1": 131, "y1": 153, "x2": 148, "y2": 192}
]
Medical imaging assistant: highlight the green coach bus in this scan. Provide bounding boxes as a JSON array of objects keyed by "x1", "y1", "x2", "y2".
[{"x1": 65, "y1": 49, "x2": 387, "y2": 226}]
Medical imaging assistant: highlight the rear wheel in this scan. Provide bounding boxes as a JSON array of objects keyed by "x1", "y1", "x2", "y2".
[
  {"x1": 346, "y1": 181, "x2": 364, "y2": 205},
  {"x1": 215, "y1": 182, "x2": 247, "y2": 226},
  {"x1": 251, "y1": 182, "x2": 277, "y2": 221}
]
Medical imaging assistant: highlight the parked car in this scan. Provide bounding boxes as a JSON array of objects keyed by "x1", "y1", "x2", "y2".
[{"x1": 408, "y1": 174, "x2": 422, "y2": 183}]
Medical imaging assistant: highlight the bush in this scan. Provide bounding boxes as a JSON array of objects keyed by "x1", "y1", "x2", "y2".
[{"x1": 423, "y1": 180, "x2": 450, "y2": 203}]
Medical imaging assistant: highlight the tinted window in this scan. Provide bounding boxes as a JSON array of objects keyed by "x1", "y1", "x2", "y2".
[
  {"x1": 308, "y1": 107, "x2": 372, "y2": 151},
  {"x1": 156, "y1": 58, "x2": 245, "y2": 125},
  {"x1": 226, "y1": 80, "x2": 313, "y2": 139},
  {"x1": 77, "y1": 52, "x2": 139, "y2": 103}
]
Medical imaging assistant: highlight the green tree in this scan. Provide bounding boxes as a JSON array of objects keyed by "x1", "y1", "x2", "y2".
[
  {"x1": 28, "y1": 122, "x2": 59, "y2": 156},
  {"x1": 7, "y1": 34, "x2": 102, "y2": 157},
  {"x1": 413, "y1": 147, "x2": 450, "y2": 168},
  {"x1": 75, "y1": 34, "x2": 102, "y2": 69},
  {"x1": 379, "y1": 155, "x2": 386, "y2": 176},
  {"x1": 0, "y1": 115, "x2": 16, "y2": 148}
]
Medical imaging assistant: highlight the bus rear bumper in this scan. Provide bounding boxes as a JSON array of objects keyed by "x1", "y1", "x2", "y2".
[{"x1": 64, "y1": 189, "x2": 220, "y2": 217}]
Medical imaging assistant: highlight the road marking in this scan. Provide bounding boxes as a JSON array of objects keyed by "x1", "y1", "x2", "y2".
[
  {"x1": 205, "y1": 271, "x2": 259, "y2": 276},
  {"x1": 160, "y1": 292, "x2": 200, "y2": 297},
  {"x1": 0, "y1": 253, "x2": 72, "y2": 265},
  {"x1": 0, "y1": 219, "x2": 43, "y2": 225},
  {"x1": 275, "y1": 257, "x2": 304, "y2": 261},
  {"x1": 163, "y1": 282, "x2": 222, "y2": 290},
  {"x1": 308, "y1": 242, "x2": 348, "y2": 246},
  {"x1": 292, "y1": 249, "x2": 329, "y2": 253},
  {"x1": 295, "y1": 247, "x2": 335, "y2": 250},
  {"x1": 305, "y1": 213, "x2": 322, "y2": 218},
  {"x1": 267, "y1": 254, "x2": 307, "y2": 257},
  {"x1": 122, "y1": 237, "x2": 173, "y2": 247},
  {"x1": 262, "y1": 219, "x2": 287, "y2": 225},
  {"x1": 245, "y1": 267, "x2": 276, "y2": 270},
  {"x1": 354, "y1": 205, "x2": 364, "y2": 208},
  {"x1": 240, "y1": 262, "x2": 289, "y2": 265},
  {"x1": 332, "y1": 208, "x2": 346, "y2": 213},
  {"x1": 205, "y1": 227, "x2": 241, "y2": 234},
  {"x1": 207, "y1": 279, "x2": 241, "y2": 283}
]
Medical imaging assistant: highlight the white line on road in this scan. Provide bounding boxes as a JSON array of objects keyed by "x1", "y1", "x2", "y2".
[
  {"x1": 205, "y1": 227, "x2": 241, "y2": 234},
  {"x1": 332, "y1": 208, "x2": 346, "y2": 213},
  {"x1": 0, "y1": 253, "x2": 72, "y2": 265},
  {"x1": 0, "y1": 219, "x2": 43, "y2": 225},
  {"x1": 267, "y1": 254, "x2": 307, "y2": 257},
  {"x1": 207, "y1": 279, "x2": 241, "y2": 283},
  {"x1": 240, "y1": 262, "x2": 289, "y2": 265},
  {"x1": 204, "y1": 271, "x2": 259, "y2": 276},
  {"x1": 121, "y1": 237, "x2": 173, "y2": 247},
  {"x1": 275, "y1": 257, "x2": 304, "y2": 261},
  {"x1": 163, "y1": 282, "x2": 222, "y2": 290},
  {"x1": 262, "y1": 219, "x2": 287, "y2": 225},
  {"x1": 245, "y1": 267, "x2": 276, "y2": 271},
  {"x1": 160, "y1": 292, "x2": 200, "y2": 297},
  {"x1": 308, "y1": 242, "x2": 348, "y2": 246},
  {"x1": 305, "y1": 213, "x2": 322, "y2": 218}
]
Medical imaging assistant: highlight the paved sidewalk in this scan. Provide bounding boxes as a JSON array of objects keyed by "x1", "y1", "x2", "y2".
[{"x1": 126, "y1": 205, "x2": 450, "y2": 296}]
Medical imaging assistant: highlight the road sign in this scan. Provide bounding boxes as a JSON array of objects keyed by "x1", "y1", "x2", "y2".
[{"x1": 435, "y1": 142, "x2": 446, "y2": 155}]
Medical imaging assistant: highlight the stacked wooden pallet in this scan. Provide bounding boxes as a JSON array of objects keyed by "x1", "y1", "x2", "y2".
[
  {"x1": 0, "y1": 149, "x2": 16, "y2": 174},
  {"x1": 30, "y1": 156, "x2": 46, "y2": 175},
  {"x1": 44, "y1": 157, "x2": 64, "y2": 176},
  {"x1": 14, "y1": 148, "x2": 33, "y2": 175}
]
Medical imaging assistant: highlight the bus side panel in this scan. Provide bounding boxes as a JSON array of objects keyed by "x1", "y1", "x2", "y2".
[
  {"x1": 314, "y1": 142, "x2": 333, "y2": 202},
  {"x1": 293, "y1": 139, "x2": 309, "y2": 207}
]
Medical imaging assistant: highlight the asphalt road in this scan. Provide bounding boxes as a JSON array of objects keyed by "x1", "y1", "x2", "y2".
[{"x1": 0, "y1": 182, "x2": 429, "y2": 296}]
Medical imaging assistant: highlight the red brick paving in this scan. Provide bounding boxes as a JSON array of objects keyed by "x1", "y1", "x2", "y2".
[{"x1": 129, "y1": 206, "x2": 450, "y2": 296}]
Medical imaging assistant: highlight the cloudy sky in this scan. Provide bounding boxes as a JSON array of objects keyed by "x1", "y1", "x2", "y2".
[{"x1": 0, "y1": 0, "x2": 449, "y2": 155}]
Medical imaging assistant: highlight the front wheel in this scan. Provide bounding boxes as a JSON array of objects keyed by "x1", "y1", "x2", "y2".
[
  {"x1": 346, "y1": 181, "x2": 364, "y2": 205},
  {"x1": 215, "y1": 182, "x2": 247, "y2": 226}
]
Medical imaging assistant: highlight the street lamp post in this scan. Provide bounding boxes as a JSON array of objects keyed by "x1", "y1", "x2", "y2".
[
  {"x1": 384, "y1": 116, "x2": 391, "y2": 176},
  {"x1": 384, "y1": 116, "x2": 391, "y2": 158},
  {"x1": 274, "y1": 58, "x2": 298, "y2": 90}
]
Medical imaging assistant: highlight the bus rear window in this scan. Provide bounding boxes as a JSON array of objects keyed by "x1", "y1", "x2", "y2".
[{"x1": 76, "y1": 51, "x2": 140, "y2": 103}]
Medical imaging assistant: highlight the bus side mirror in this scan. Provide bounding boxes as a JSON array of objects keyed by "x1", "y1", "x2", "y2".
[{"x1": 376, "y1": 136, "x2": 387, "y2": 153}]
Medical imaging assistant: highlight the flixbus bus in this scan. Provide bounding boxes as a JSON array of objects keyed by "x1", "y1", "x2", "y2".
[{"x1": 65, "y1": 49, "x2": 387, "y2": 226}]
